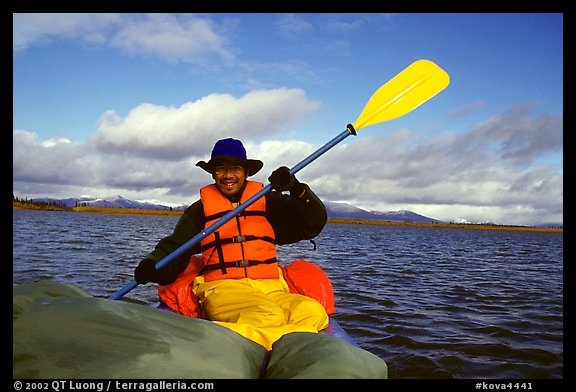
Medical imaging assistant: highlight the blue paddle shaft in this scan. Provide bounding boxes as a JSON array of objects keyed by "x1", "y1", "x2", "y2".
[{"x1": 110, "y1": 128, "x2": 354, "y2": 300}]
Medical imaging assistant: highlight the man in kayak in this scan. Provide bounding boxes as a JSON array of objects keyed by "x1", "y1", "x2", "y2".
[{"x1": 134, "y1": 137, "x2": 329, "y2": 349}]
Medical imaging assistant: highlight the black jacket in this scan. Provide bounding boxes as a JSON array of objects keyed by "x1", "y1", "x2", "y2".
[{"x1": 140, "y1": 182, "x2": 327, "y2": 284}]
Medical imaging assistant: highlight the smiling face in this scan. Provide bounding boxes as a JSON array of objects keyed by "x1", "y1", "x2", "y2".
[{"x1": 212, "y1": 161, "x2": 247, "y2": 199}]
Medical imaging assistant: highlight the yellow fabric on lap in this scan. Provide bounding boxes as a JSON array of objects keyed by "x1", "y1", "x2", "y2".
[{"x1": 193, "y1": 275, "x2": 328, "y2": 349}]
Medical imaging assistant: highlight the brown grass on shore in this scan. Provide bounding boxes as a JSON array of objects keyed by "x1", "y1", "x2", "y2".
[
  {"x1": 327, "y1": 218, "x2": 563, "y2": 233},
  {"x1": 13, "y1": 201, "x2": 72, "y2": 212},
  {"x1": 14, "y1": 202, "x2": 562, "y2": 233},
  {"x1": 72, "y1": 206, "x2": 183, "y2": 216},
  {"x1": 13, "y1": 202, "x2": 182, "y2": 216}
]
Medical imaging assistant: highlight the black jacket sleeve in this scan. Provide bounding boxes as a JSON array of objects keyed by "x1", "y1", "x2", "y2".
[
  {"x1": 265, "y1": 183, "x2": 328, "y2": 245},
  {"x1": 139, "y1": 200, "x2": 206, "y2": 284}
]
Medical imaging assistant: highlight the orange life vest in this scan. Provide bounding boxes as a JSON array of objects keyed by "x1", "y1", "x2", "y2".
[{"x1": 200, "y1": 181, "x2": 279, "y2": 282}]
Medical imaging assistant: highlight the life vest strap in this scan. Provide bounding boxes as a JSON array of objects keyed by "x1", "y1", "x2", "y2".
[
  {"x1": 205, "y1": 209, "x2": 267, "y2": 222},
  {"x1": 200, "y1": 234, "x2": 276, "y2": 253},
  {"x1": 213, "y1": 231, "x2": 228, "y2": 275},
  {"x1": 202, "y1": 257, "x2": 278, "y2": 271}
]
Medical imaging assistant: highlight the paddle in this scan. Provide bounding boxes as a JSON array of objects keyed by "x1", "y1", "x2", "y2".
[{"x1": 110, "y1": 59, "x2": 450, "y2": 300}]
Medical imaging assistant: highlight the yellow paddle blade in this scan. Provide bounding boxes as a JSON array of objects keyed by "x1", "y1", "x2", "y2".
[{"x1": 352, "y1": 59, "x2": 450, "y2": 131}]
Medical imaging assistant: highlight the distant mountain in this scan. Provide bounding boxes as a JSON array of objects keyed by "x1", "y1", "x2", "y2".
[
  {"x1": 370, "y1": 209, "x2": 444, "y2": 224},
  {"x1": 31, "y1": 195, "x2": 187, "y2": 211},
  {"x1": 37, "y1": 195, "x2": 563, "y2": 227},
  {"x1": 324, "y1": 201, "x2": 442, "y2": 224},
  {"x1": 31, "y1": 195, "x2": 441, "y2": 223},
  {"x1": 323, "y1": 201, "x2": 377, "y2": 221}
]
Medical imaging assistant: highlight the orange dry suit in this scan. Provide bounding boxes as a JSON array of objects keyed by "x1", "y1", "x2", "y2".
[{"x1": 199, "y1": 181, "x2": 279, "y2": 282}]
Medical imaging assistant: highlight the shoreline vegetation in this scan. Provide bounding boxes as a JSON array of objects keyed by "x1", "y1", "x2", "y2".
[{"x1": 13, "y1": 200, "x2": 562, "y2": 233}]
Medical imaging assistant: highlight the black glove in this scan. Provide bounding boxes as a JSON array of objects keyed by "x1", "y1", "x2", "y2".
[
  {"x1": 134, "y1": 257, "x2": 159, "y2": 284},
  {"x1": 269, "y1": 166, "x2": 299, "y2": 192}
]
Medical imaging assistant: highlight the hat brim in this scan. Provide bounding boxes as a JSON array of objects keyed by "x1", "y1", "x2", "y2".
[{"x1": 196, "y1": 155, "x2": 263, "y2": 176}]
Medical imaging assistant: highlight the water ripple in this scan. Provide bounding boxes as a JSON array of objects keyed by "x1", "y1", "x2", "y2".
[{"x1": 13, "y1": 210, "x2": 563, "y2": 379}]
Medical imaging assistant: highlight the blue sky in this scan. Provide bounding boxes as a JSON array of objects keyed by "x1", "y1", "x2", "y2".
[{"x1": 13, "y1": 13, "x2": 563, "y2": 225}]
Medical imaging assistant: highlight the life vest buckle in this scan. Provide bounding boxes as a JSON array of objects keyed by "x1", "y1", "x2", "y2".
[
  {"x1": 238, "y1": 259, "x2": 249, "y2": 267},
  {"x1": 232, "y1": 235, "x2": 246, "y2": 243}
]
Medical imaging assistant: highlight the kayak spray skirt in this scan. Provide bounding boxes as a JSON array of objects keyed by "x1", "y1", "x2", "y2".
[{"x1": 193, "y1": 276, "x2": 329, "y2": 350}]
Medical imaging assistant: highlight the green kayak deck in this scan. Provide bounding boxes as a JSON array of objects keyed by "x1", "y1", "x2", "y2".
[{"x1": 13, "y1": 280, "x2": 388, "y2": 379}]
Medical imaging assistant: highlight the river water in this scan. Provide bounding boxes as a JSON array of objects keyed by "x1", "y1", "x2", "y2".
[{"x1": 12, "y1": 209, "x2": 563, "y2": 379}]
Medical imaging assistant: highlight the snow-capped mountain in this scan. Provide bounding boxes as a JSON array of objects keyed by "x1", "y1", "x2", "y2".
[
  {"x1": 369, "y1": 209, "x2": 443, "y2": 224},
  {"x1": 31, "y1": 196, "x2": 440, "y2": 222},
  {"x1": 24, "y1": 195, "x2": 562, "y2": 228},
  {"x1": 324, "y1": 201, "x2": 441, "y2": 223},
  {"x1": 31, "y1": 195, "x2": 187, "y2": 211}
]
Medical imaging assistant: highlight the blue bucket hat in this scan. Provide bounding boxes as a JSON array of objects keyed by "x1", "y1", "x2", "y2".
[{"x1": 196, "y1": 138, "x2": 263, "y2": 176}]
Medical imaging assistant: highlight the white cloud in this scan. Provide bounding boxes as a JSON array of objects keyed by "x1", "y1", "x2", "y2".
[
  {"x1": 12, "y1": 99, "x2": 562, "y2": 226},
  {"x1": 13, "y1": 13, "x2": 121, "y2": 52},
  {"x1": 90, "y1": 88, "x2": 321, "y2": 160},
  {"x1": 289, "y1": 103, "x2": 563, "y2": 225},
  {"x1": 457, "y1": 102, "x2": 563, "y2": 166},
  {"x1": 109, "y1": 13, "x2": 234, "y2": 64},
  {"x1": 40, "y1": 137, "x2": 72, "y2": 148},
  {"x1": 13, "y1": 13, "x2": 233, "y2": 65}
]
